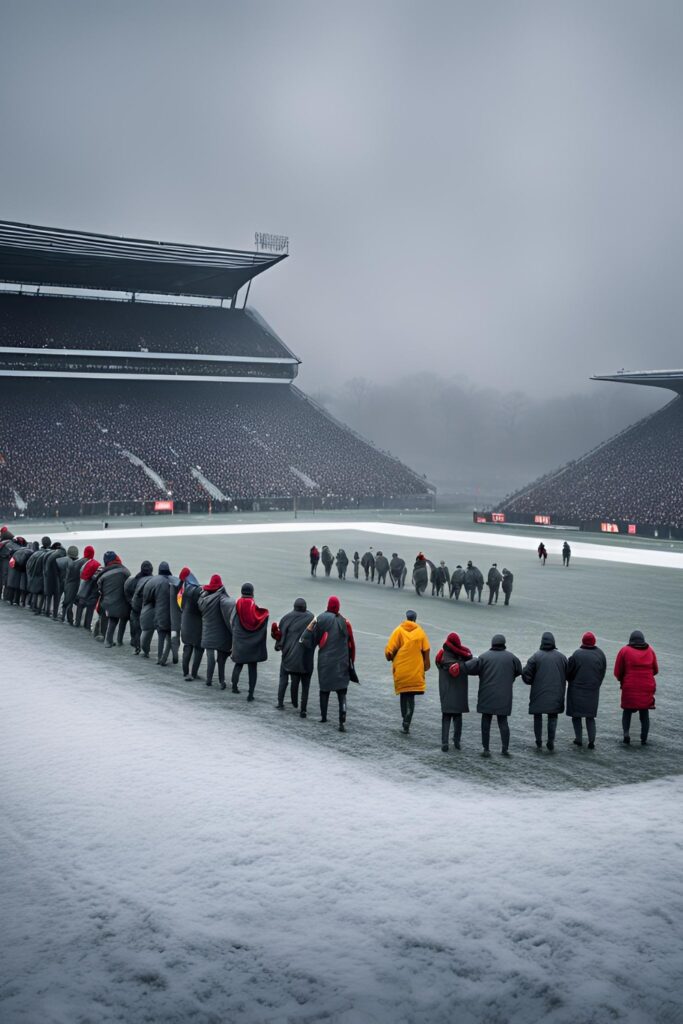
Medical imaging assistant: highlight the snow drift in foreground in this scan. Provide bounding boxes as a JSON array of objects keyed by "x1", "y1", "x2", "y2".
[{"x1": 1, "y1": 626, "x2": 682, "y2": 1024}]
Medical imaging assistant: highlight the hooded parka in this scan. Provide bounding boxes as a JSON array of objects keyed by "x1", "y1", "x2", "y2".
[
  {"x1": 179, "y1": 576, "x2": 203, "y2": 647},
  {"x1": 231, "y1": 595, "x2": 269, "y2": 664},
  {"x1": 436, "y1": 635, "x2": 472, "y2": 713},
  {"x1": 198, "y1": 587, "x2": 235, "y2": 652},
  {"x1": 566, "y1": 640, "x2": 606, "y2": 718},
  {"x1": 522, "y1": 633, "x2": 568, "y2": 714},
  {"x1": 277, "y1": 602, "x2": 315, "y2": 675},
  {"x1": 96, "y1": 559, "x2": 132, "y2": 619},
  {"x1": 301, "y1": 608, "x2": 355, "y2": 692},
  {"x1": 614, "y1": 633, "x2": 658, "y2": 711},
  {"x1": 464, "y1": 636, "x2": 523, "y2": 715},
  {"x1": 385, "y1": 620, "x2": 430, "y2": 694}
]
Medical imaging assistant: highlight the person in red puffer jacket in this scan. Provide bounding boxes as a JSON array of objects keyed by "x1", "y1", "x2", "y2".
[{"x1": 614, "y1": 630, "x2": 659, "y2": 746}]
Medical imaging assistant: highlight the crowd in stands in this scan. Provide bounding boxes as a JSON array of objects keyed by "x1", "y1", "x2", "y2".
[
  {"x1": 0, "y1": 379, "x2": 429, "y2": 510},
  {"x1": 0, "y1": 354, "x2": 293, "y2": 379},
  {"x1": 501, "y1": 397, "x2": 683, "y2": 527},
  {"x1": 0, "y1": 293, "x2": 288, "y2": 357}
]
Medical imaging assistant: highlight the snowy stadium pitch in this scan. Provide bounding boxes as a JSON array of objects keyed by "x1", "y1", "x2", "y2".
[{"x1": 1, "y1": 510, "x2": 682, "y2": 1023}]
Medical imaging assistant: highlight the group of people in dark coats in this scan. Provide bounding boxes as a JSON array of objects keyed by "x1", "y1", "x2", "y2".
[
  {"x1": 384, "y1": 609, "x2": 659, "y2": 754},
  {"x1": 308, "y1": 545, "x2": 515, "y2": 605}
]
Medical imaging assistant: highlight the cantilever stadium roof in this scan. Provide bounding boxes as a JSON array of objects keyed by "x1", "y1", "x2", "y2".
[
  {"x1": 0, "y1": 221, "x2": 286, "y2": 300},
  {"x1": 592, "y1": 369, "x2": 683, "y2": 395}
]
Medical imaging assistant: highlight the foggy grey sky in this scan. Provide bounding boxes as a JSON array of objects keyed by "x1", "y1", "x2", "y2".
[{"x1": 1, "y1": 0, "x2": 682, "y2": 396}]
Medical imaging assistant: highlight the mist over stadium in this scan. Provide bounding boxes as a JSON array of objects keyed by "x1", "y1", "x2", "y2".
[{"x1": 1, "y1": 3, "x2": 682, "y2": 1024}]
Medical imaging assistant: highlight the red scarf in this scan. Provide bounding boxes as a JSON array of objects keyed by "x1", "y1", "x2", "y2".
[{"x1": 236, "y1": 597, "x2": 269, "y2": 631}]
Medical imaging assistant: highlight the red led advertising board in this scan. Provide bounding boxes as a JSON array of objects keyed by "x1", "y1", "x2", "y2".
[{"x1": 154, "y1": 500, "x2": 174, "y2": 512}]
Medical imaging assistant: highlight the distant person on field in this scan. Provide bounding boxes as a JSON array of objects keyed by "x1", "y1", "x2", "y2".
[
  {"x1": 361, "y1": 549, "x2": 375, "y2": 582},
  {"x1": 389, "y1": 553, "x2": 407, "y2": 588},
  {"x1": 375, "y1": 551, "x2": 390, "y2": 585},
  {"x1": 352, "y1": 551, "x2": 360, "y2": 579},
  {"x1": 501, "y1": 568, "x2": 514, "y2": 605},
  {"x1": 614, "y1": 630, "x2": 658, "y2": 746},
  {"x1": 385, "y1": 610, "x2": 430, "y2": 734},
  {"x1": 566, "y1": 631, "x2": 606, "y2": 749},
  {"x1": 538, "y1": 542, "x2": 547, "y2": 566},
  {"x1": 450, "y1": 564, "x2": 465, "y2": 600},
  {"x1": 487, "y1": 563, "x2": 502, "y2": 604},
  {"x1": 562, "y1": 541, "x2": 571, "y2": 567},
  {"x1": 321, "y1": 545, "x2": 334, "y2": 578},
  {"x1": 336, "y1": 548, "x2": 349, "y2": 580},
  {"x1": 309, "y1": 545, "x2": 320, "y2": 577},
  {"x1": 412, "y1": 553, "x2": 429, "y2": 596},
  {"x1": 464, "y1": 561, "x2": 484, "y2": 602}
]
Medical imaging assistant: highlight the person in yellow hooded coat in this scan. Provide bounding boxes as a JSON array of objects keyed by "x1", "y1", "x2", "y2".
[{"x1": 385, "y1": 610, "x2": 431, "y2": 733}]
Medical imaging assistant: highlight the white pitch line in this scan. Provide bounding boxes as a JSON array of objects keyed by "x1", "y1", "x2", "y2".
[{"x1": 49, "y1": 520, "x2": 683, "y2": 571}]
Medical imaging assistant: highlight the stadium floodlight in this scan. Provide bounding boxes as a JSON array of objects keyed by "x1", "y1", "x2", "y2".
[{"x1": 254, "y1": 232, "x2": 289, "y2": 254}]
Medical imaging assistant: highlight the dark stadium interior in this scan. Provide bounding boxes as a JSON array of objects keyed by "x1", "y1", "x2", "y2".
[{"x1": 0, "y1": 293, "x2": 292, "y2": 358}]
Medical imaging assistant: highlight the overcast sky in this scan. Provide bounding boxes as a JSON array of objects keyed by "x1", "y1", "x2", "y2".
[{"x1": 1, "y1": 0, "x2": 681, "y2": 396}]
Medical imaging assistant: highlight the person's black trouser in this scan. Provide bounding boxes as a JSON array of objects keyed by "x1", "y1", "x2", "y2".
[
  {"x1": 105, "y1": 615, "x2": 128, "y2": 646},
  {"x1": 481, "y1": 713, "x2": 510, "y2": 752},
  {"x1": 622, "y1": 709, "x2": 650, "y2": 741},
  {"x1": 310, "y1": 563, "x2": 317, "y2": 576},
  {"x1": 503, "y1": 591, "x2": 511, "y2": 605},
  {"x1": 43, "y1": 593, "x2": 60, "y2": 619},
  {"x1": 232, "y1": 661, "x2": 258, "y2": 696},
  {"x1": 129, "y1": 609, "x2": 141, "y2": 651},
  {"x1": 279, "y1": 670, "x2": 311, "y2": 712},
  {"x1": 488, "y1": 586, "x2": 499, "y2": 605},
  {"x1": 140, "y1": 628, "x2": 155, "y2": 657},
  {"x1": 442, "y1": 713, "x2": 463, "y2": 746},
  {"x1": 61, "y1": 597, "x2": 76, "y2": 624},
  {"x1": 354, "y1": 564, "x2": 359, "y2": 578},
  {"x1": 206, "y1": 649, "x2": 229, "y2": 686},
  {"x1": 572, "y1": 716, "x2": 596, "y2": 744},
  {"x1": 182, "y1": 643, "x2": 204, "y2": 677},
  {"x1": 32, "y1": 593, "x2": 44, "y2": 615},
  {"x1": 400, "y1": 692, "x2": 416, "y2": 724},
  {"x1": 75, "y1": 602, "x2": 95, "y2": 630},
  {"x1": 533, "y1": 713, "x2": 558, "y2": 745},
  {"x1": 324, "y1": 564, "x2": 332, "y2": 577},
  {"x1": 160, "y1": 631, "x2": 179, "y2": 665},
  {"x1": 320, "y1": 688, "x2": 347, "y2": 724}
]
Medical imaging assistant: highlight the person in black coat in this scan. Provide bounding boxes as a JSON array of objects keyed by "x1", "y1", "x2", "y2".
[
  {"x1": 300, "y1": 595, "x2": 355, "y2": 732},
  {"x1": 60, "y1": 547, "x2": 83, "y2": 624},
  {"x1": 96, "y1": 551, "x2": 131, "y2": 647},
  {"x1": 501, "y1": 568, "x2": 514, "y2": 606},
  {"x1": 389, "y1": 554, "x2": 407, "y2": 588},
  {"x1": 43, "y1": 541, "x2": 66, "y2": 619},
  {"x1": 198, "y1": 574, "x2": 234, "y2": 688},
  {"x1": 0, "y1": 527, "x2": 16, "y2": 599},
  {"x1": 273, "y1": 597, "x2": 315, "y2": 715},
  {"x1": 436, "y1": 632, "x2": 472, "y2": 751},
  {"x1": 26, "y1": 538, "x2": 51, "y2": 614},
  {"x1": 5, "y1": 536, "x2": 27, "y2": 605},
  {"x1": 336, "y1": 549, "x2": 349, "y2": 580},
  {"x1": 321, "y1": 546, "x2": 334, "y2": 578},
  {"x1": 522, "y1": 632, "x2": 568, "y2": 751},
  {"x1": 412, "y1": 554, "x2": 429, "y2": 596},
  {"x1": 178, "y1": 567, "x2": 204, "y2": 680},
  {"x1": 562, "y1": 542, "x2": 571, "y2": 567},
  {"x1": 140, "y1": 561, "x2": 177, "y2": 663},
  {"x1": 352, "y1": 552, "x2": 360, "y2": 579},
  {"x1": 375, "y1": 552, "x2": 390, "y2": 585},
  {"x1": 464, "y1": 634, "x2": 522, "y2": 757},
  {"x1": 566, "y1": 631, "x2": 606, "y2": 748},
  {"x1": 309, "y1": 546, "x2": 320, "y2": 577},
  {"x1": 487, "y1": 564, "x2": 502, "y2": 604},
  {"x1": 360, "y1": 550, "x2": 375, "y2": 582},
  {"x1": 450, "y1": 565, "x2": 466, "y2": 600},
  {"x1": 464, "y1": 562, "x2": 484, "y2": 603},
  {"x1": 125, "y1": 560, "x2": 153, "y2": 654},
  {"x1": 231, "y1": 583, "x2": 269, "y2": 700}
]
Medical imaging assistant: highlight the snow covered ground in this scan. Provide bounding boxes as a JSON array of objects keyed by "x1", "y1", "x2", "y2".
[{"x1": 2, "y1": 515, "x2": 682, "y2": 1021}]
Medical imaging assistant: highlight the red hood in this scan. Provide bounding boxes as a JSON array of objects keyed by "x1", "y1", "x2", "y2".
[
  {"x1": 235, "y1": 596, "x2": 269, "y2": 631},
  {"x1": 81, "y1": 558, "x2": 101, "y2": 581}
]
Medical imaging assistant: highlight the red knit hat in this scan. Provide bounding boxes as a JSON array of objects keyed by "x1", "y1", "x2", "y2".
[
  {"x1": 582, "y1": 631, "x2": 596, "y2": 647},
  {"x1": 447, "y1": 632, "x2": 462, "y2": 647},
  {"x1": 327, "y1": 595, "x2": 340, "y2": 614},
  {"x1": 203, "y1": 574, "x2": 223, "y2": 592},
  {"x1": 179, "y1": 567, "x2": 191, "y2": 581},
  {"x1": 84, "y1": 545, "x2": 95, "y2": 559}
]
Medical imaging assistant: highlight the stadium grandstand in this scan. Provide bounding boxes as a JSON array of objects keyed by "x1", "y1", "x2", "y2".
[
  {"x1": 480, "y1": 370, "x2": 683, "y2": 537},
  {"x1": 0, "y1": 221, "x2": 432, "y2": 516}
]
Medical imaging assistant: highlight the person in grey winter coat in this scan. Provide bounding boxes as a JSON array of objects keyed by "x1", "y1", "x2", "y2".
[
  {"x1": 43, "y1": 542, "x2": 67, "y2": 619},
  {"x1": 125, "y1": 560, "x2": 153, "y2": 654},
  {"x1": 562, "y1": 542, "x2": 571, "y2": 568},
  {"x1": 96, "y1": 551, "x2": 131, "y2": 647},
  {"x1": 273, "y1": 597, "x2": 315, "y2": 715},
  {"x1": 375, "y1": 551, "x2": 390, "y2": 585},
  {"x1": 436, "y1": 632, "x2": 472, "y2": 751},
  {"x1": 464, "y1": 634, "x2": 522, "y2": 756},
  {"x1": 140, "y1": 561, "x2": 178, "y2": 663},
  {"x1": 450, "y1": 565, "x2": 466, "y2": 600},
  {"x1": 26, "y1": 537, "x2": 51, "y2": 614},
  {"x1": 389, "y1": 554, "x2": 407, "y2": 588},
  {"x1": 75, "y1": 548, "x2": 99, "y2": 629},
  {"x1": 465, "y1": 562, "x2": 484, "y2": 603},
  {"x1": 231, "y1": 583, "x2": 269, "y2": 700},
  {"x1": 522, "y1": 632, "x2": 568, "y2": 751},
  {"x1": 336, "y1": 549, "x2": 349, "y2": 580},
  {"x1": 321, "y1": 545, "x2": 334, "y2": 577},
  {"x1": 501, "y1": 568, "x2": 514, "y2": 606},
  {"x1": 59, "y1": 548, "x2": 82, "y2": 618},
  {"x1": 361, "y1": 550, "x2": 375, "y2": 582},
  {"x1": 352, "y1": 552, "x2": 360, "y2": 579},
  {"x1": 198, "y1": 574, "x2": 234, "y2": 688},
  {"x1": 0, "y1": 528, "x2": 17, "y2": 599},
  {"x1": 412, "y1": 554, "x2": 429, "y2": 596},
  {"x1": 55, "y1": 546, "x2": 78, "y2": 619},
  {"x1": 5, "y1": 538, "x2": 29, "y2": 606},
  {"x1": 178, "y1": 567, "x2": 204, "y2": 680},
  {"x1": 300, "y1": 595, "x2": 355, "y2": 731},
  {"x1": 566, "y1": 631, "x2": 606, "y2": 748},
  {"x1": 487, "y1": 564, "x2": 502, "y2": 604}
]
